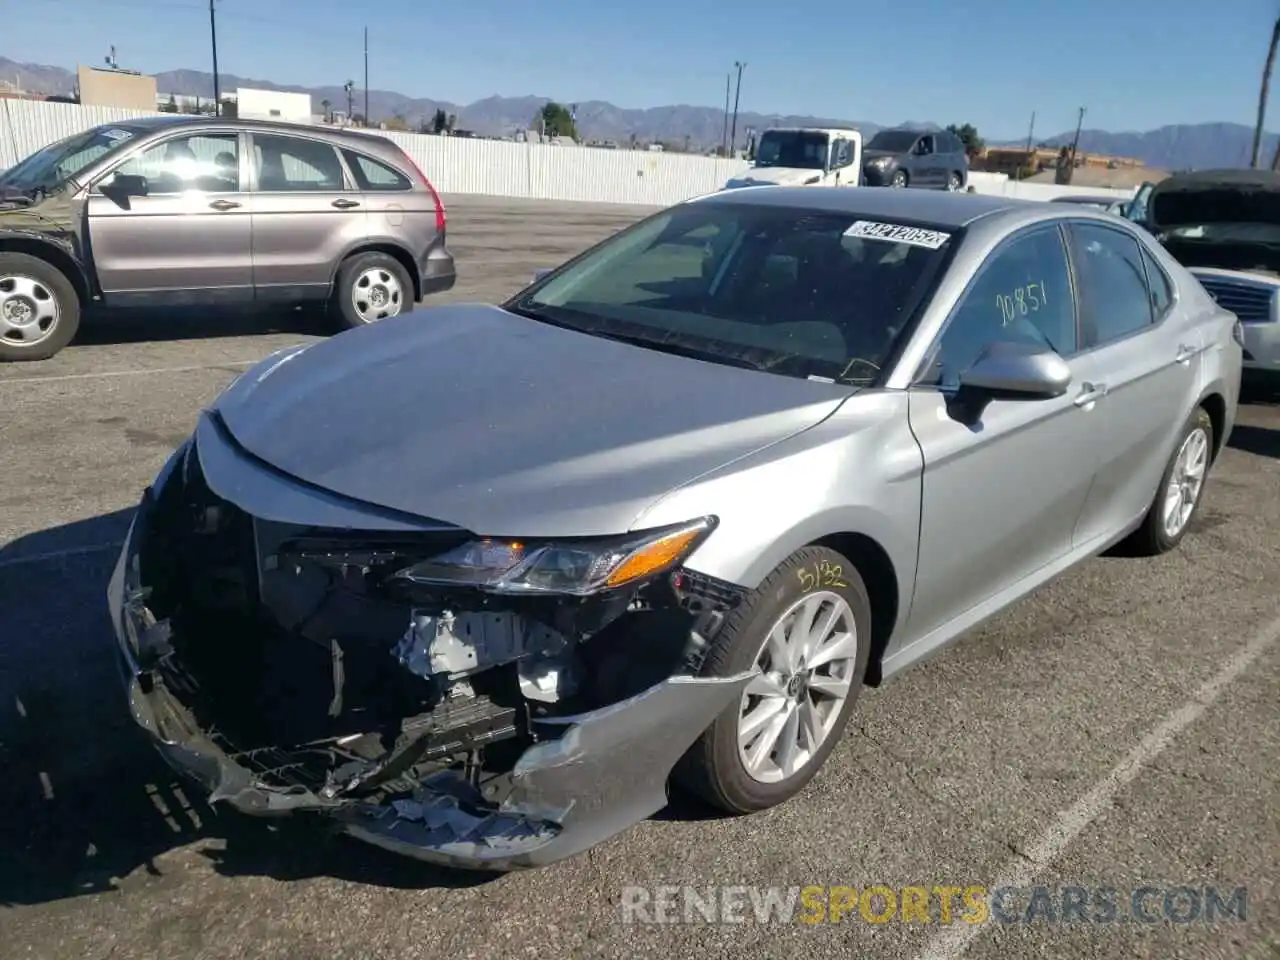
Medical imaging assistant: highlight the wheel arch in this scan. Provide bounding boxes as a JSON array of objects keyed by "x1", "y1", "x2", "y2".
[
  {"x1": 332, "y1": 241, "x2": 420, "y2": 301},
  {"x1": 806, "y1": 532, "x2": 900, "y2": 687},
  {"x1": 0, "y1": 234, "x2": 91, "y2": 306},
  {"x1": 1197, "y1": 389, "x2": 1227, "y2": 462}
]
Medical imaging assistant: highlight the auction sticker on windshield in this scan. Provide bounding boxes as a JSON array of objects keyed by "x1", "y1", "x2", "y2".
[
  {"x1": 844, "y1": 220, "x2": 951, "y2": 250},
  {"x1": 102, "y1": 129, "x2": 134, "y2": 142}
]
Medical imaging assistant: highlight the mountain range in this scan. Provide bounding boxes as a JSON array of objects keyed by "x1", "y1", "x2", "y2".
[{"x1": 2, "y1": 56, "x2": 1276, "y2": 170}]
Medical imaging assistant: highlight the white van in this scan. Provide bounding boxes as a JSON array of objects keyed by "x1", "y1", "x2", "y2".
[{"x1": 723, "y1": 127, "x2": 864, "y2": 190}]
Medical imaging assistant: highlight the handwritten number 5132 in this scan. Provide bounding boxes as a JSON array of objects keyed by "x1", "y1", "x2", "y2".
[{"x1": 797, "y1": 561, "x2": 849, "y2": 592}]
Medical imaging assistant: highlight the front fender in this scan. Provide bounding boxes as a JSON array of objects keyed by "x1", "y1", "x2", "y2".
[{"x1": 632, "y1": 391, "x2": 923, "y2": 624}]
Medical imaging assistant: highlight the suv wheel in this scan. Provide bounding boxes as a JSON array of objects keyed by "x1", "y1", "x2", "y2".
[
  {"x1": 0, "y1": 253, "x2": 81, "y2": 362},
  {"x1": 891, "y1": 169, "x2": 909, "y2": 188},
  {"x1": 674, "y1": 546, "x2": 872, "y2": 813},
  {"x1": 946, "y1": 172, "x2": 963, "y2": 191},
  {"x1": 331, "y1": 252, "x2": 415, "y2": 330}
]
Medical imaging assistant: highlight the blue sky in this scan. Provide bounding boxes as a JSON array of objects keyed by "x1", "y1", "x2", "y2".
[{"x1": 8, "y1": 0, "x2": 1277, "y2": 139}]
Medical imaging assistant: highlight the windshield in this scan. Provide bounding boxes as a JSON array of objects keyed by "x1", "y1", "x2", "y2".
[
  {"x1": 866, "y1": 130, "x2": 920, "y2": 153},
  {"x1": 753, "y1": 131, "x2": 830, "y2": 170},
  {"x1": 0, "y1": 125, "x2": 143, "y2": 193},
  {"x1": 507, "y1": 202, "x2": 954, "y2": 385}
]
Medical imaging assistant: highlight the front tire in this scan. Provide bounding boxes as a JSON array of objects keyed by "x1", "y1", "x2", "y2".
[
  {"x1": 330, "y1": 252, "x2": 414, "y2": 330},
  {"x1": 674, "y1": 546, "x2": 872, "y2": 814},
  {"x1": 1122, "y1": 407, "x2": 1213, "y2": 556},
  {"x1": 891, "y1": 170, "x2": 909, "y2": 188},
  {"x1": 0, "y1": 253, "x2": 81, "y2": 362}
]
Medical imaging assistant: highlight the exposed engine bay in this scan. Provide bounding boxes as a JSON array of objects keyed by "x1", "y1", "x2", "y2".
[{"x1": 112, "y1": 429, "x2": 754, "y2": 867}]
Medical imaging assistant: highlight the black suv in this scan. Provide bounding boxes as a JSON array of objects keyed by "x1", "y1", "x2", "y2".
[{"x1": 861, "y1": 129, "x2": 969, "y2": 191}]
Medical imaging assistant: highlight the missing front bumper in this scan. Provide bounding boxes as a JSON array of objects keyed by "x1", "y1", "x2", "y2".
[{"x1": 107, "y1": 497, "x2": 752, "y2": 870}]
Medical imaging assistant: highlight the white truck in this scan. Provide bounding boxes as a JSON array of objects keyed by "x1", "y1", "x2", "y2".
[{"x1": 723, "y1": 127, "x2": 864, "y2": 190}]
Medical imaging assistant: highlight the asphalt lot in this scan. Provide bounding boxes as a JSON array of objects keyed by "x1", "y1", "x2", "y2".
[{"x1": 1, "y1": 194, "x2": 1278, "y2": 960}]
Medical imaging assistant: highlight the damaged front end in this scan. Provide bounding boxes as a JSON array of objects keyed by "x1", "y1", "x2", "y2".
[{"x1": 106, "y1": 412, "x2": 753, "y2": 870}]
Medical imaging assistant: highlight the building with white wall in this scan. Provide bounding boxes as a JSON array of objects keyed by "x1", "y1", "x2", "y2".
[{"x1": 235, "y1": 87, "x2": 312, "y2": 123}]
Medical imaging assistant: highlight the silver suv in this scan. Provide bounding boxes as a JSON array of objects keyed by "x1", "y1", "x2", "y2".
[{"x1": 0, "y1": 115, "x2": 455, "y2": 361}]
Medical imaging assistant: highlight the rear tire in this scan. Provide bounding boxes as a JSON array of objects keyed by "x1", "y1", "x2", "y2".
[
  {"x1": 946, "y1": 171, "x2": 963, "y2": 191},
  {"x1": 330, "y1": 252, "x2": 415, "y2": 331},
  {"x1": 1121, "y1": 407, "x2": 1214, "y2": 556},
  {"x1": 0, "y1": 253, "x2": 81, "y2": 362},
  {"x1": 674, "y1": 546, "x2": 872, "y2": 814}
]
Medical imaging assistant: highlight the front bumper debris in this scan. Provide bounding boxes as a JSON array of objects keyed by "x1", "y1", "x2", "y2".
[{"x1": 107, "y1": 493, "x2": 752, "y2": 870}]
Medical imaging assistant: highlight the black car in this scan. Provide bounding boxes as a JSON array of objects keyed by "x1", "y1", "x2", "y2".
[{"x1": 861, "y1": 129, "x2": 969, "y2": 191}]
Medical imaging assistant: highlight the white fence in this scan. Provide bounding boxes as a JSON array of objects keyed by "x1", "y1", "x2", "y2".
[{"x1": 1, "y1": 97, "x2": 1135, "y2": 207}]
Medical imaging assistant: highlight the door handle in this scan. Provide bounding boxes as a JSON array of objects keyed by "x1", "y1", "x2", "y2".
[
  {"x1": 1174, "y1": 343, "x2": 1197, "y2": 364},
  {"x1": 1074, "y1": 382, "x2": 1108, "y2": 407},
  {"x1": 331, "y1": 198, "x2": 361, "y2": 209},
  {"x1": 208, "y1": 199, "x2": 241, "y2": 211}
]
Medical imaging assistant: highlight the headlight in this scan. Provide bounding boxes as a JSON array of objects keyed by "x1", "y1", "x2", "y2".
[
  {"x1": 392, "y1": 516, "x2": 717, "y2": 596},
  {"x1": 868, "y1": 156, "x2": 891, "y2": 168}
]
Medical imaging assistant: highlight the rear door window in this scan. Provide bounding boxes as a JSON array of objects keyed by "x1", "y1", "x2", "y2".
[
  {"x1": 252, "y1": 134, "x2": 348, "y2": 192},
  {"x1": 1067, "y1": 222, "x2": 1156, "y2": 346}
]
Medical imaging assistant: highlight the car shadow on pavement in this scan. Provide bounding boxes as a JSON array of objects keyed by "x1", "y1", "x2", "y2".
[
  {"x1": 0, "y1": 511, "x2": 495, "y2": 907},
  {"x1": 1227, "y1": 424, "x2": 1280, "y2": 460},
  {"x1": 79, "y1": 304, "x2": 331, "y2": 346}
]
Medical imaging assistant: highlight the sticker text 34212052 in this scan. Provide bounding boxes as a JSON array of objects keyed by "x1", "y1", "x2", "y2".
[
  {"x1": 997, "y1": 280, "x2": 1048, "y2": 326},
  {"x1": 797, "y1": 562, "x2": 849, "y2": 592}
]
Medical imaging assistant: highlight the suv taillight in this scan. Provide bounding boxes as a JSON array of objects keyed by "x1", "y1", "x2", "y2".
[{"x1": 397, "y1": 147, "x2": 446, "y2": 232}]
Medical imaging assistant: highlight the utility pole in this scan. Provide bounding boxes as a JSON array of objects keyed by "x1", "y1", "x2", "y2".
[
  {"x1": 344, "y1": 80, "x2": 354, "y2": 124},
  {"x1": 209, "y1": 0, "x2": 221, "y2": 116},
  {"x1": 1016, "y1": 111, "x2": 1035, "y2": 182},
  {"x1": 721, "y1": 73, "x2": 730, "y2": 157},
  {"x1": 363, "y1": 27, "x2": 369, "y2": 124},
  {"x1": 729, "y1": 61, "x2": 746, "y2": 158},
  {"x1": 1066, "y1": 106, "x2": 1086, "y2": 184}
]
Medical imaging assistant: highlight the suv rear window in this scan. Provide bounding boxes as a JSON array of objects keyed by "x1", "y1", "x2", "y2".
[{"x1": 343, "y1": 150, "x2": 412, "y2": 191}]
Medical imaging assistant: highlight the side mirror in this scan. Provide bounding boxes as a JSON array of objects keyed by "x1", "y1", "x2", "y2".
[
  {"x1": 958, "y1": 341, "x2": 1071, "y2": 401},
  {"x1": 106, "y1": 173, "x2": 149, "y2": 197}
]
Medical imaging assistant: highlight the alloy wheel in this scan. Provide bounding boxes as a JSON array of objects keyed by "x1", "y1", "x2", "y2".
[
  {"x1": 736, "y1": 591, "x2": 859, "y2": 784},
  {"x1": 1162, "y1": 426, "x2": 1209, "y2": 538}
]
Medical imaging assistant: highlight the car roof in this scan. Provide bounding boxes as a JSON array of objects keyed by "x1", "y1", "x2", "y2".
[
  {"x1": 696, "y1": 185, "x2": 1038, "y2": 229},
  {"x1": 101, "y1": 113, "x2": 395, "y2": 149}
]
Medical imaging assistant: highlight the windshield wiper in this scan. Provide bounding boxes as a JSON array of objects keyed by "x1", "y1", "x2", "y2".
[{"x1": 507, "y1": 302, "x2": 770, "y2": 372}]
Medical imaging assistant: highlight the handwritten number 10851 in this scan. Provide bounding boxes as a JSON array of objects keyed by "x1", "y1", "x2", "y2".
[{"x1": 997, "y1": 280, "x2": 1048, "y2": 326}]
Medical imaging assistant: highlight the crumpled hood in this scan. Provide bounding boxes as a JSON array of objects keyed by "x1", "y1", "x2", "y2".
[
  {"x1": 726, "y1": 166, "x2": 823, "y2": 188},
  {"x1": 214, "y1": 304, "x2": 848, "y2": 538}
]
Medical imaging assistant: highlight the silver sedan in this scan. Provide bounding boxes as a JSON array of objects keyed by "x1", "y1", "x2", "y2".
[{"x1": 107, "y1": 186, "x2": 1243, "y2": 871}]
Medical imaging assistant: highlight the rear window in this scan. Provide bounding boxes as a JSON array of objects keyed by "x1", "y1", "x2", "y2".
[
  {"x1": 342, "y1": 150, "x2": 412, "y2": 191},
  {"x1": 512, "y1": 202, "x2": 954, "y2": 385}
]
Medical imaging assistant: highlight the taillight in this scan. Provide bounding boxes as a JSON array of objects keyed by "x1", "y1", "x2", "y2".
[{"x1": 397, "y1": 147, "x2": 446, "y2": 232}]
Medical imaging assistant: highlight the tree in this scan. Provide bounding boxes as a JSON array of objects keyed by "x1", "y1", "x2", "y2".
[
  {"x1": 945, "y1": 123, "x2": 985, "y2": 159},
  {"x1": 219, "y1": 98, "x2": 238, "y2": 118},
  {"x1": 532, "y1": 101, "x2": 578, "y2": 140},
  {"x1": 431, "y1": 108, "x2": 448, "y2": 134},
  {"x1": 321, "y1": 98, "x2": 332, "y2": 123},
  {"x1": 446, "y1": 112, "x2": 457, "y2": 133},
  {"x1": 1255, "y1": 16, "x2": 1280, "y2": 167},
  {"x1": 384, "y1": 112, "x2": 410, "y2": 131},
  {"x1": 159, "y1": 93, "x2": 179, "y2": 113}
]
